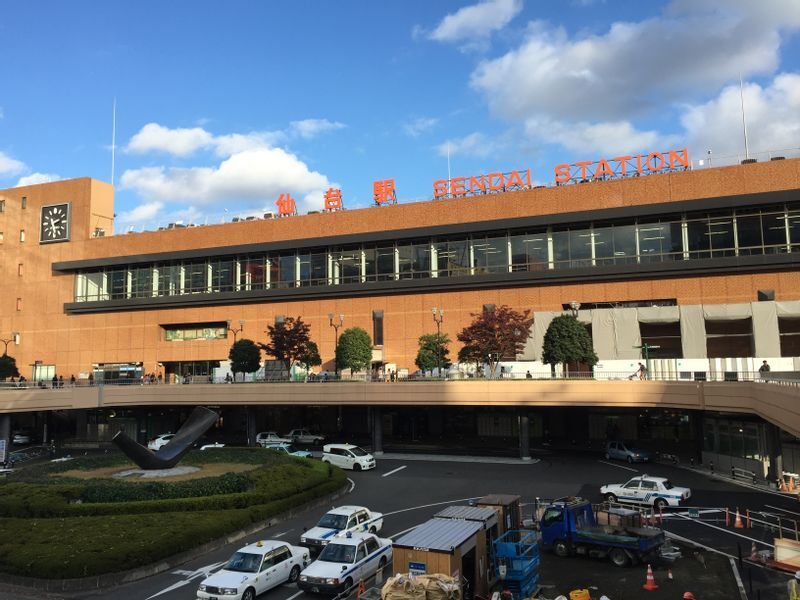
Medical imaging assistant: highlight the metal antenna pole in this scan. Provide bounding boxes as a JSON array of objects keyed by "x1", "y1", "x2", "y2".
[{"x1": 739, "y1": 74, "x2": 750, "y2": 159}]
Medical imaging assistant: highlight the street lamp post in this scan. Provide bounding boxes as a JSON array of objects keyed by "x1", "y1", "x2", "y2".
[
  {"x1": 431, "y1": 307, "x2": 444, "y2": 378},
  {"x1": 568, "y1": 300, "x2": 581, "y2": 317},
  {"x1": 227, "y1": 320, "x2": 245, "y2": 342},
  {"x1": 328, "y1": 313, "x2": 344, "y2": 376},
  {"x1": 0, "y1": 338, "x2": 12, "y2": 356}
]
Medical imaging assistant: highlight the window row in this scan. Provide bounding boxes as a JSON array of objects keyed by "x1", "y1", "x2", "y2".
[{"x1": 73, "y1": 204, "x2": 800, "y2": 302}]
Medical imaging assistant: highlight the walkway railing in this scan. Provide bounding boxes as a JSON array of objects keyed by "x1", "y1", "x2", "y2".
[{"x1": 2, "y1": 371, "x2": 798, "y2": 389}]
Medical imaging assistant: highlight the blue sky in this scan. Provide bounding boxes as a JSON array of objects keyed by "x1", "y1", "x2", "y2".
[{"x1": 1, "y1": 0, "x2": 799, "y2": 229}]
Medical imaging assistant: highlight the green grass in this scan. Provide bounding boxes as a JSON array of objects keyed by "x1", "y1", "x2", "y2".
[{"x1": 0, "y1": 450, "x2": 345, "y2": 579}]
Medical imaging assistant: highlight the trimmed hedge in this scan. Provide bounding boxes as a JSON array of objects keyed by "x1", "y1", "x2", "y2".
[{"x1": 0, "y1": 452, "x2": 346, "y2": 579}]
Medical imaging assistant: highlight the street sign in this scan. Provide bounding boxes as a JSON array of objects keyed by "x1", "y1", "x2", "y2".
[
  {"x1": 408, "y1": 561, "x2": 426, "y2": 575},
  {"x1": 688, "y1": 508, "x2": 699, "y2": 518}
]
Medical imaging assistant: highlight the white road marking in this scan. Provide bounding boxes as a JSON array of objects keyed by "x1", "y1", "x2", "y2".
[
  {"x1": 674, "y1": 513, "x2": 774, "y2": 548},
  {"x1": 274, "y1": 529, "x2": 292, "y2": 538},
  {"x1": 347, "y1": 477, "x2": 355, "y2": 493},
  {"x1": 146, "y1": 561, "x2": 226, "y2": 599},
  {"x1": 382, "y1": 465, "x2": 407, "y2": 478},
  {"x1": 765, "y1": 504, "x2": 800, "y2": 517},
  {"x1": 598, "y1": 460, "x2": 638, "y2": 472},
  {"x1": 729, "y1": 557, "x2": 749, "y2": 600},
  {"x1": 284, "y1": 590, "x2": 305, "y2": 600},
  {"x1": 389, "y1": 525, "x2": 420, "y2": 539},
  {"x1": 382, "y1": 497, "x2": 479, "y2": 517}
]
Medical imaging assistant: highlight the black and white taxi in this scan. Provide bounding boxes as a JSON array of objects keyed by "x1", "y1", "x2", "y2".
[
  {"x1": 300, "y1": 505, "x2": 384, "y2": 554},
  {"x1": 197, "y1": 540, "x2": 309, "y2": 600},
  {"x1": 298, "y1": 531, "x2": 392, "y2": 595},
  {"x1": 601, "y1": 475, "x2": 691, "y2": 509}
]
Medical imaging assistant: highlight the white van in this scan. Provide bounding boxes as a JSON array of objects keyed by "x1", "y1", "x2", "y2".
[{"x1": 322, "y1": 443, "x2": 376, "y2": 471}]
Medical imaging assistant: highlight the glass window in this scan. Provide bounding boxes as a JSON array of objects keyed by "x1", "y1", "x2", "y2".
[
  {"x1": 185, "y1": 260, "x2": 207, "y2": 293},
  {"x1": 211, "y1": 259, "x2": 234, "y2": 292},
  {"x1": 373, "y1": 310, "x2": 383, "y2": 346},
  {"x1": 472, "y1": 234, "x2": 508, "y2": 274},
  {"x1": 789, "y1": 209, "x2": 800, "y2": 249},
  {"x1": 435, "y1": 238, "x2": 470, "y2": 277},
  {"x1": 397, "y1": 241, "x2": 431, "y2": 279},
  {"x1": 299, "y1": 251, "x2": 327, "y2": 286},
  {"x1": 594, "y1": 223, "x2": 637, "y2": 265},
  {"x1": 365, "y1": 245, "x2": 395, "y2": 281},
  {"x1": 157, "y1": 264, "x2": 181, "y2": 297},
  {"x1": 622, "y1": 480, "x2": 640, "y2": 489},
  {"x1": 332, "y1": 247, "x2": 361, "y2": 284},
  {"x1": 736, "y1": 209, "x2": 764, "y2": 255},
  {"x1": 109, "y1": 269, "x2": 126, "y2": 300},
  {"x1": 271, "y1": 254, "x2": 296, "y2": 288},
  {"x1": 686, "y1": 218, "x2": 710, "y2": 259},
  {"x1": 239, "y1": 255, "x2": 266, "y2": 290},
  {"x1": 640, "y1": 480, "x2": 657, "y2": 491},
  {"x1": 552, "y1": 227, "x2": 591, "y2": 269},
  {"x1": 130, "y1": 267, "x2": 153, "y2": 298},
  {"x1": 510, "y1": 230, "x2": 548, "y2": 272},
  {"x1": 763, "y1": 209, "x2": 788, "y2": 251},
  {"x1": 707, "y1": 213, "x2": 735, "y2": 256},
  {"x1": 637, "y1": 219, "x2": 682, "y2": 262}
]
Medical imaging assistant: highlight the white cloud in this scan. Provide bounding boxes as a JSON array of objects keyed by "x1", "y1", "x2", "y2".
[
  {"x1": 289, "y1": 119, "x2": 346, "y2": 140},
  {"x1": 116, "y1": 201, "x2": 165, "y2": 226},
  {"x1": 0, "y1": 151, "x2": 26, "y2": 176},
  {"x1": 120, "y1": 147, "x2": 332, "y2": 213},
  {"x1": 471, "y1": 1, "x2": 800, "y2": 122},
  {"x1": 16, "y1": 172, "x2": 60, "y2": 187},
  {"x1": 525, "y1": 118, "x2": 676, "y2": 156},
  {"x1": 681, "y1": 73, "x2": 800, "y2": 157},
  {"x1": 126, "y1": 123, "x2": 215, "y2": 156},
  {"x1": 436, "y1": 132, "x2": 498, "y2": 158},
  {"x1": 428, "y1": 0, "x2": 522, "y2": 48},
  {"x1": 403, "y1": 117, "x2": 439, "y2": 137}
]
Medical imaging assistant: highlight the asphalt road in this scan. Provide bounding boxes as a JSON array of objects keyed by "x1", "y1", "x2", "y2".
[{"x1": 10, "y1": 451, "x2": 800, "y2": 600}]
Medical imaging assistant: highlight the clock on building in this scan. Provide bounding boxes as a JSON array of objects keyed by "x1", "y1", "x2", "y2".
[{"x1": 40, "y1": 203, "x2": 71, "y2": 243}]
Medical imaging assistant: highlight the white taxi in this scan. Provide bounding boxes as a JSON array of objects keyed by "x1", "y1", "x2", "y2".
[
  {"x1": 298, "y1": 531, "x2": 391, "y2": 595},
  {"x1": 601, "y1": 475, "x2": 691, "y2": 509},
  {"x1": 197, "y1": 540, "x2": 309, "y2": 600},
  {"x1": 300, "y1": 505, "x2": 383, "y2": 553}
]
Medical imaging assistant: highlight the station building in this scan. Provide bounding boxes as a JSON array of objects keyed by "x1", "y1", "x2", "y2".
[{"x1": 1, "y1": 153, "x2": 800, "y2": 477}]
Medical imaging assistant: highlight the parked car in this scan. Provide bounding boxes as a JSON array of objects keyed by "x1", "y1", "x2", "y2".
[
  {"x1": 197, "y1": 540, "x2": 310, "y2": 600},
  {"x1": 256, "y1": 431, "x2": 290, "y2": 447},
  {"x1": 147, "y1": 433, "x2": 174, "y2": 451},
  {"x1": 604, "y1": 441, "x2": 652, "y2": 463},
  {"x1": 601, "y1": 475, "x2": 691, "y2": 509},
  {"x1": 11, "y1": 432, "x2": 31, "y2": 445},
  {"x1": 286, "y1": 429, "x2": 325, "y2": 445},
  {"x1": 200, "y1": 442, "x2": 225, "y2": 450},
  {"x1": 300, "y1": 506, "x2": 384, "y2": 553},
  {"x1": 264, "y1": 442, "x2": 312, "y2": 458},
  {"x1": 321, "y1": 443, "x2": 376, "y2": 471},
  {"x1": 298, "y1": 531, "x2": 391, "y2": 595}
]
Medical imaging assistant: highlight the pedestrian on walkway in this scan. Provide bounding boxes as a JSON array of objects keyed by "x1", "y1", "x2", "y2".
[
  {"x1": 759, "y1": 360, "x2": 771, "y2": 380},
  {"x1": 637, "y1": 362, "x2": 647, "y2": 380}
]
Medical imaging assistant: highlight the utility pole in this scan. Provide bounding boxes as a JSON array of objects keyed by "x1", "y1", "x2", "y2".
[{"x1": 328, "y1": 313, "x2": 344, "y2": 376}]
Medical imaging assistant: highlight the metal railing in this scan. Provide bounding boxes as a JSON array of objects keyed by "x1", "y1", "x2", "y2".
[{"x1": 2, "y1": 371, "x2": 798, "y2": 390}]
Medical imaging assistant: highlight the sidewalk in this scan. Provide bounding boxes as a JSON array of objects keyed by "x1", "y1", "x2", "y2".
[{"x1": 674, "y1": 462, "x2": 796, "y2": 498}]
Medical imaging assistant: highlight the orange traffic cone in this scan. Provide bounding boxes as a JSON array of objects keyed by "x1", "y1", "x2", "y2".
[
  {"x1": 790, "y1": 477, "x2": 795, "y2": 493},
  {"x1": 734, "y1": 508, "x2": 744, "y2": 529},
  {"x1": 643, "y1": 564, "x2": 659, "y2": 591},
  {"x1": 780, "y1": 477, "x2": 788, "y2": 492},
  {"x1": 357, "y1": 580, "x2": 366, "y2": 600},
  {"x1": 750, "y1": 541, "x2": 759, "y2": 561}
]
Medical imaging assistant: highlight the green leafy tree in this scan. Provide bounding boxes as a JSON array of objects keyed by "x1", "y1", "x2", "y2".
[
  {"x1": 457, "y1": 344, "x2": 483, "y2": 375},
  {"x1": 228, "y1": 339, "x2": 261, "y2": 381},
  {"x1": 541, "y1": 314, "x2": 598, "y2": 376},
  {"x1": 299, "y1": 341, "x2": 322, "y2": 373},
  {"x1": 415, "y1": 333, "x2": 451, "y2": 374},
  {"x1": 457, "y1": 305, "x2": 533, "y2": 378},
  {"x1": 336, "y1": 327, "x2": 373, "y2": 375},
  {"x1": 0, "y1": 354, "x2": 20, "y2": 380},
  {"x1": 260, "y1": 316, "x2": 312, "y2": 378}
]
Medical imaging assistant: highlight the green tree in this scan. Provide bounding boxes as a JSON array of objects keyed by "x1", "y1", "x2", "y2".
[
  {"x1": 0, "y1": 354, "x2": 20, "y2": 380},
  {"x1": 335, "y1": 327, "x2": 373, "y2": 375},
  {"x1": 457, "y1": 344, "x2": 483, "y2": 375},
  {"x1": 299, "y1": 341, "x2": 322, "y2": 374},
  {"x1": 228, "y1": 339, "x2": 261, "y2": 381},
  {"x1": 260, "y1": 316, "x2": 312, "y2": 379},
  {"x1": 541, "y1": 314, "x2": 598, "y2": 376},
  {"x1": 457, "y1": 305, "x2": 533, "y2": 378},
  {"x1": 415, "y1": 333, "x2": 451, "y2": 374}
]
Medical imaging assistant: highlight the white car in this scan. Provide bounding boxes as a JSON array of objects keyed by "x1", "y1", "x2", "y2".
[
  {"x1": 200, "y1": 442, "x2": 225, "y2": 450},
  {"x1": 298, "y1": 532, "x2": 391, "y2": 595},
  {"x1": 12, "y1": 433, "x2": 31, "y2": 445},
  {"x1": 147, "y1": 433, "x2": 174, "y2": 450},
  {"x1": 321, "y1": 443, "x2": 376, "y2": 471},
  {"x1": 601, "y1": 475, "x2": 691, "y2": 509},
  {"x1": 264, "y1": 442, "x2": 313, "y2": 459},
  {"x1": 256, "y1": 431, "x2": 290, "y2": 447},
  {"x1": 198, "y1": 540, "x2": 310, "y2": 600},
  {"x1": 300, "y1": 506, "x2": 384, "y2": 553},
  {"x1": 286, "y1": 429, "x2": 325, "y2": 445}
]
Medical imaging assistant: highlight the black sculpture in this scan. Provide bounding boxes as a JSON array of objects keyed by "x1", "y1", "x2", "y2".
[{"x1": 112, "y1": 406, "x2": 219, "y2": 470}]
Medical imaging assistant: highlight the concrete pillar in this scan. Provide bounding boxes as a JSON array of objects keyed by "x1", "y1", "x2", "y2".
[
  {"x1": 246, "y1": 406, "x2": 257, "y2": 447},
  {"x1": 0, "y1": 414, "x2": 10, "y2": 465},
  {"x1": 519, "y1": 414, "x2": 531, "y2": 461},
  {"x1": 765, "y1": 423, "x2": 783, "y2": 483},
  {"x1": 75, "y1": 410, "x2": 88, "y2": 440},
  {"x1": 372, "y1": 406, "x2": 383, "y2": 455}
]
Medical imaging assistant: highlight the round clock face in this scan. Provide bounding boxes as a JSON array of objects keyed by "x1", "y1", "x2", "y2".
[{"x1": 40, "y1": 204, "x2": 70, "y2": 243}]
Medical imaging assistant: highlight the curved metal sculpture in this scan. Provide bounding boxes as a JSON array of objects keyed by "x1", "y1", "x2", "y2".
[{"x1": 112, "y1": 406, "x2": 219, "y2": 470}]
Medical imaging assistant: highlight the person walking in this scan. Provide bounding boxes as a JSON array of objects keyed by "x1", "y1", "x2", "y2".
[
  {"x1": 759, "y1": 360, "x2": 771, "y2": 380},
  {"x1": 526, "y1": 370, "x2": 533, "y2": 379},
  {"x1": 637, "y1": 362, "x2": 647, "y2": 380}
]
